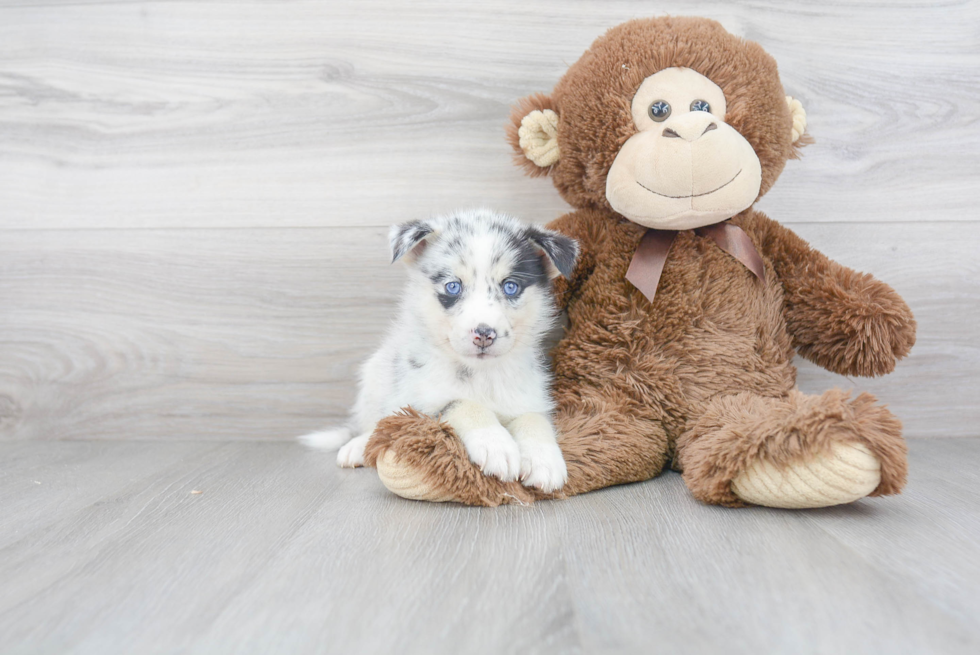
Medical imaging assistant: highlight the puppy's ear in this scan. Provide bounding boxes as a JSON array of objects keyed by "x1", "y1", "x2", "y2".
[
  {"x1": 526, "y1": 225, "x2": 578, "y2": 280},
  {"x1": 390, "y1": 220, "x2": 436, "y2": 265}
]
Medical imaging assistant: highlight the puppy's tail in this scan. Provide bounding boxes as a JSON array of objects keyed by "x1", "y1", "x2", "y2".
[{"x1": 298, "y1": 427, "x2": 352, "y2": 451}]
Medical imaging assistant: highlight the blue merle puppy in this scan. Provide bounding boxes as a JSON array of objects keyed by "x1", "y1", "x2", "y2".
[{"x1": 300, "y1": 208, "x2": 578, "y2": 492}]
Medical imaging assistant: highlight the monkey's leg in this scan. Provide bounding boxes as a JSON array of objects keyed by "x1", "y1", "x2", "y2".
[
  {"x1": 553, "y1": 390, "x2": 670, "y2": 497},
  {"x1": 675, "y1": 388, "x2": 908, "y2": 508},
  {"x1": 364, "y1": 408, "x2": 536, "y2": 506},
  {"x1": 364, "y1": 388, "x2": 670, "y2": 506}
]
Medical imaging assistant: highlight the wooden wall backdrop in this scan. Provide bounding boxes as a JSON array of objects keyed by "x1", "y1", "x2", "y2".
[{"x1": 1, "y1": 0, "x2": 977, "y2": 441}]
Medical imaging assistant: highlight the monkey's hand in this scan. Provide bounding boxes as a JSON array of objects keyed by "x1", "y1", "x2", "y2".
[
  {"x1": 738, "y1": 211, "x2": 915, "y2": 378},
  {"x1": 784, "y1": 264, "x2": 916, "y2": 377}
]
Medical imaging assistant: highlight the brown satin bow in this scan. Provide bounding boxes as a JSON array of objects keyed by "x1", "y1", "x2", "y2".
[{"x1": 625, "y1": 222, "x2": 766, "y2": 303}]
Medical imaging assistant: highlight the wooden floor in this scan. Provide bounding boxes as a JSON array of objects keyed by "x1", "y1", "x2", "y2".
[{"x1": 1, "y1": 438, "x2": 977, "y2": 654}]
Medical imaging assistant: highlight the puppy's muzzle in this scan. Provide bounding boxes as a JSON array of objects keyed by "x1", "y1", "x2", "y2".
[{"x1": 472, "y1": 324, "x2": 496, "y2": 348}]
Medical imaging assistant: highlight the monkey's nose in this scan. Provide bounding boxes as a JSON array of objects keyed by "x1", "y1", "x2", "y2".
[
  {"x1": 473, "y1": 324, "x2": 496, "y2": 348},
  {"x1": 662, "y1": 117, "x2": 718, "y2": 141}
]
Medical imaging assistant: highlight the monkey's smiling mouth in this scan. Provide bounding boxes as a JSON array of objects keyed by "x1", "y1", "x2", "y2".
[{"x1": 636, "y1": 169, "x2": 742, "y2": 199}]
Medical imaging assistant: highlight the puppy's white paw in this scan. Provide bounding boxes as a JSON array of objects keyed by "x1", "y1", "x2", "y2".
[
  {"x1": 337, "y1": 434, "x2": 369, "y2": 468},
  {"x1": 518, "y1": 440, "x2": 568, "y2": 492},
  {"x1": 462, "y1": 426, "x2": 521, "y2": 482}
]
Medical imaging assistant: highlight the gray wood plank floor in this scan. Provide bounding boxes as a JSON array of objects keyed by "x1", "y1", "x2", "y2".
[{"x1": 2, "y1": 438, "x2": 978, "y2": 655}]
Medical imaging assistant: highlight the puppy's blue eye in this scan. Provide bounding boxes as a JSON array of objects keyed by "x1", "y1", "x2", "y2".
[
  {"x1": 445, "y1": 281, "x2": 461, "y2": 296},
  {"x1": 503, "y1": 280, "x2": 520, "y2": 296},
  {"x1": 690, "y1": 99, "x2": 711, "y2": 113}
]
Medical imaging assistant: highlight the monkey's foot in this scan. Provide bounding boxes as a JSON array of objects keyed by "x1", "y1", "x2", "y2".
[
  {"x1": 364, "y1": 408, "x2": 538, "y2": 507},
  {"x1": 732, "y1": 441, "x2": 881, "y2": 509},
  {"x1": 375, "y1": 450, "x2": 459, "y2": 503},
  {"x1": 678, "y1": 389, "x2": 907, "y2": 508}
]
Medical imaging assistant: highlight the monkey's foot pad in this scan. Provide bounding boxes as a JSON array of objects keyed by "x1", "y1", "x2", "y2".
[
  {"x1": 376, "y1": 450, "x2": 459, "y2": 502},
  {"x1": 732, "y1": 442, "x2": 881, "y2": 509}
]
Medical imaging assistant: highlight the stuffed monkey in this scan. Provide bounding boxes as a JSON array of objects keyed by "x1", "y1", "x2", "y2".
[{"x1": 365, "y1": 16, "x2": 915, "y2": 509}]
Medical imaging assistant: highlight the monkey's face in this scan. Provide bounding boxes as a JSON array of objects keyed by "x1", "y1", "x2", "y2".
[
  {"x1": 508, "y1": 17, "x2": 807, "y2": 220},
  {"x1": 605, "y1": 67, "x2": 763, "y2": 230}
]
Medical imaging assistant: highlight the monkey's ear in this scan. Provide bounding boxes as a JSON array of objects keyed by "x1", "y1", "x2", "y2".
[
  {"x1": 506, "y1": 93, "x2": 560, "y2": 177},
  {"x1": 389, "y1": 220, "x2": 436, "y2": 265},
  {"x1": 786, "y1": 96, "x2": 812, "y2": 153},
  {"x1": 526, "y1": 225, "x2": 579, "y2": 280}
]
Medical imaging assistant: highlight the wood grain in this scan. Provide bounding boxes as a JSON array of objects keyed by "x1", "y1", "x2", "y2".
[
  {"x1": 0, "y1": 222, "x2": 976, "y2": 441},
  {"x1": 0, "y1": 440, "x2": 222, "y2": 550},
  {"x1": 0, "y1": 227, "x2": 402, "y2": 441},
  {"x1": 0, "y1": 438, "x2": 977, "y2": 654},
  {"x1": 790, "y1": 221, "x2": 980, "y2": 438},
  {"x1": 0, "y1": 0, "x2": 977, "y2": 229},
  {"x1": 558, "y1": 466, "x2": 978, "y2": 654},
  {"x1": 0, "y1": 1, "x2": 977, "y2": 442}
]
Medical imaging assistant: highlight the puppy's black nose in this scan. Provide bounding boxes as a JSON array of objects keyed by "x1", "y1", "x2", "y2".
[{"x1": 473, "y1": 324, "x2": 496, "y2": 348}]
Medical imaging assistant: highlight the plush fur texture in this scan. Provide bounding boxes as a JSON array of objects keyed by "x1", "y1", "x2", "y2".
[
  {"x1": 529, "y1": 16, "x2": 801, "y2": 210},
  {"x1": 364, "y1": 409, "x2": 539, "y2": 506},
  {"x1": 366, "y1": 16, "x2": 915, "y2": 508},
  {"x1": 677, "y1": 388, "x2": 907, "y2": 507},
  {"x1": 506, "y1": 93, "x2": 560, "y2": 179}
]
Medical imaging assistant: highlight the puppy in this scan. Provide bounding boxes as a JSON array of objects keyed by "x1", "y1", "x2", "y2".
[{"x1": 299, "y1": 208, "x2": 578, "y2": 492}]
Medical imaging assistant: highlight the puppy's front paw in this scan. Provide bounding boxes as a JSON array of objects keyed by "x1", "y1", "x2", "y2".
[
  {"x1": 337, "y1": 434, "x2": 369, "y2": 468},
  {"x1": 518, "y1": 440, "x2": 568, "y2": 492},
  {"x1": 462, "y1": 426, "x2": 521, "y2": 482}
]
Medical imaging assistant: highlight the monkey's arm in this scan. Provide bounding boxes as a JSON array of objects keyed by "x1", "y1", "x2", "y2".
[
  {"x1": 738, "y1": 210, "x2": 916, "y2": 377},
  {"x1": 545, "y1": 209, "x2": 602, "y2": 311}
]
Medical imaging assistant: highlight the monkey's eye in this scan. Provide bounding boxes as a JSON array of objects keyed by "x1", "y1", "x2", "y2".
[
  {"x1": 502, "y1": 280, "x2": 521, "y2": 296},
  {"x1": 445, "y1": 281, "x2": 462, "y2": 296},
  {"x1": 690, "y1": 99, "x2": 711, "y2": 113},
  {"x1": 648, "y1": 100, "x2": 671, "y2": 122}
]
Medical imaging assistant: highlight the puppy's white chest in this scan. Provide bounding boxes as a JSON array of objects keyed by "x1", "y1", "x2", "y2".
[{"x1": 405, "y1": 357, "x2": 548, "y2": 419}]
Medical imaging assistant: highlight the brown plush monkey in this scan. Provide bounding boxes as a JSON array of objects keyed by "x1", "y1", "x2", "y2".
[{"x1": 364, "y1": 16, "x2": 916, "y2": 508}]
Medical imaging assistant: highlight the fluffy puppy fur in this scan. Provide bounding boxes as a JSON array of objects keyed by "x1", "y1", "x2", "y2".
[{"x1": 300, "y1": 208, "x2": 578, "y2": 492}]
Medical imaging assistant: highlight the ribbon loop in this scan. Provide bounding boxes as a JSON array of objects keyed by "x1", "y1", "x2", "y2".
[
  {"x1": 625, "y1": 229, "x2": 677, "y2": 303},
  {"x1": 625, "y1": 222, "x2": 765, "y2": 303},
  {"x1": 695, "y1": 222, "x2": 766, "y2": 284}
]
